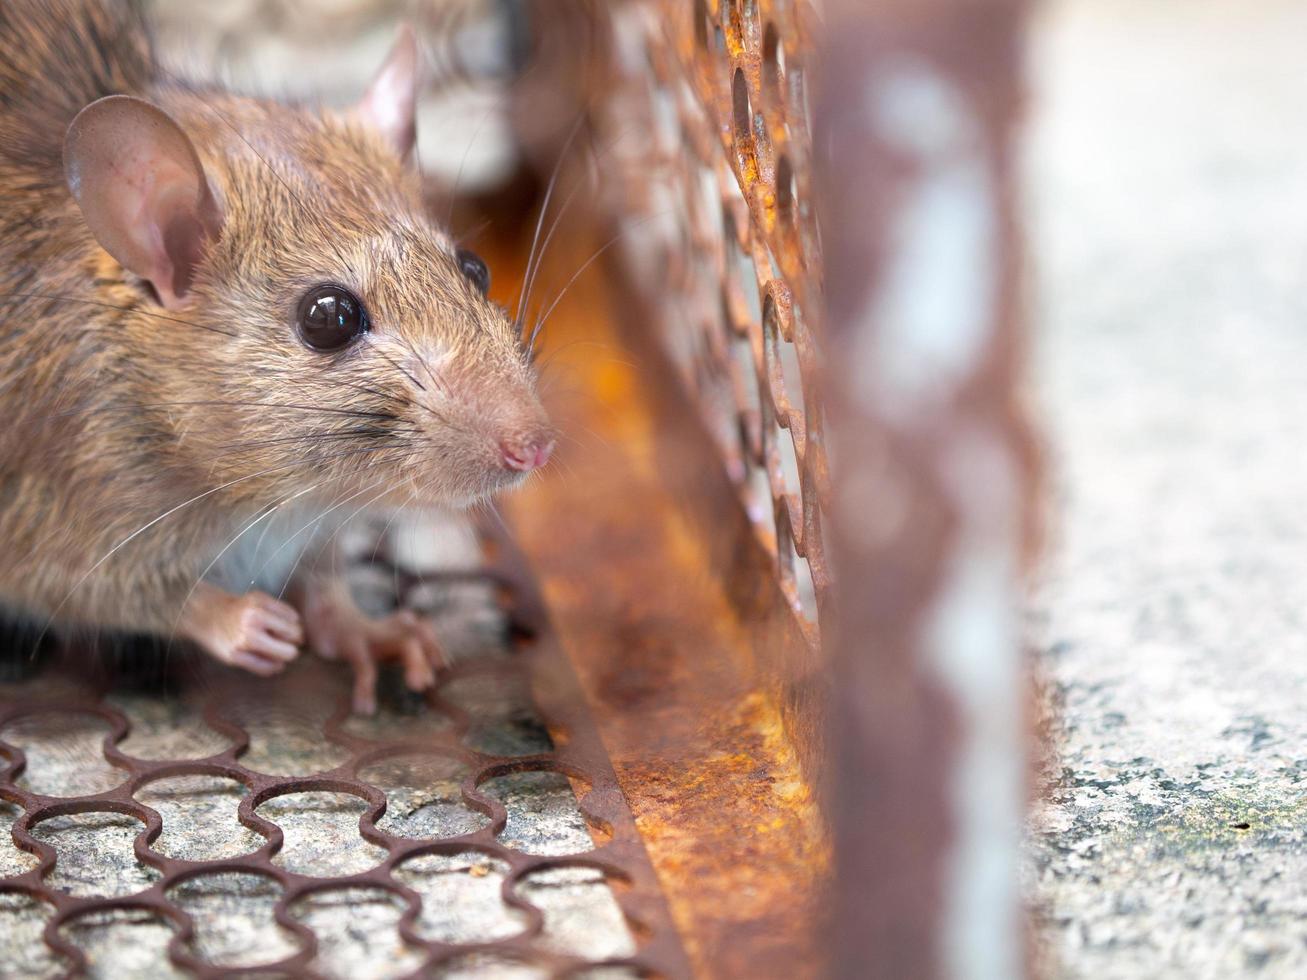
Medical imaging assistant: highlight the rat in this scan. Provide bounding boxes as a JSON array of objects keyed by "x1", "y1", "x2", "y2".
[{"x1": 0, "y1": 0, "x2": 555, "y2": 713}]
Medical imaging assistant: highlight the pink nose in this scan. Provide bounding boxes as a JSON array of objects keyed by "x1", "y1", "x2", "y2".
[{"x1": 500, "y1": 437, "x2": 554, "y2": 473}]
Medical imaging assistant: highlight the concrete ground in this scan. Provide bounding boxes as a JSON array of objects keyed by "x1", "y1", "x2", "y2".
[{"x1": 1024, "y1": 1, "x2": 1307, "y2": 977}]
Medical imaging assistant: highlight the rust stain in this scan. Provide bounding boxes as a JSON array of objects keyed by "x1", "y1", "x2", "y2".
[{"x1": 501, "y1": 216, "x2": 829, "y2": 977}]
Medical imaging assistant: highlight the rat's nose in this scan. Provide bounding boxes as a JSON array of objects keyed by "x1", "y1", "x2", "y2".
[{"x1": 500, "y1": 436, "x2": 554, "y2": 473}]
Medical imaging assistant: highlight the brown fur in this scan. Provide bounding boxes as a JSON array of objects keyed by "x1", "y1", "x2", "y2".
[{"x1": 0, "y1": 0, "x2": 549, "y2": 637}]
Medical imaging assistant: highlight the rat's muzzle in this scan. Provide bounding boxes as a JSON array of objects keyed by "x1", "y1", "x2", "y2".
[{"x1": 499, "y1": 432, "x2": 555, "y2": 473}]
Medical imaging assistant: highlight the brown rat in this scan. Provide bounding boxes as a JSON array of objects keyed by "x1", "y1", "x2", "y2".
[{"x1": 0, "y1": 0, "x2": 555, "y2": 712}]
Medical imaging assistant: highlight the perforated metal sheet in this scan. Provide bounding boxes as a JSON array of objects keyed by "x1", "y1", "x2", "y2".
[
  {"x1": 600, "y1": 0, "x2": 829, "y2": 644},
  {"x1": 0, "y1": 531, "x2": 688, "y2": 978}
]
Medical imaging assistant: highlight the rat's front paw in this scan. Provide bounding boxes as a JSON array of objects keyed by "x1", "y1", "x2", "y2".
[
  {"x1": 301, "y1": 591, "x2": 444, "y2": 714},
  {"x1": 180, "y1": 587, "x2": 304, "y2": 677}
]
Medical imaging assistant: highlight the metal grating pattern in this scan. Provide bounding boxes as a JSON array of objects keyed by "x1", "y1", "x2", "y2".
[
  {"x1": 602, "y1": 0, "x2": 830, "y2": 643},
  {"x1": 0, "y1": 535, "x2": 687, "y2": 978}
]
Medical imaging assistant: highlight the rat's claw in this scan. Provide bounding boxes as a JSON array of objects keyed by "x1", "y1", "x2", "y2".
[
  {"x1": 248, "y1": 631, "x2": 299, "y2": 663},
  {"x1": 230, "y1": 649, "x2": 285, "y2": 677},
  {"x1": 254, "y1": 596, "x2": 304, "y2": 645}
]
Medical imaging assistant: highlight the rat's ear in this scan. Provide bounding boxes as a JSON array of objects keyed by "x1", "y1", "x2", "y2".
[
  {"x1": 64, "y1": 95, "x2": 223, "y2": 310},
  {"x1": 355, "y1": 25, "x2": 420, "y2": 160}
]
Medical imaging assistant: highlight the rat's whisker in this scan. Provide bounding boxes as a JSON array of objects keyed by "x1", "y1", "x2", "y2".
[
  {"x1": 2, "y1": 419, "x2": 411, "y2": 463},
  {"x1": 36, "y1": 399, "x2": 403, "y2": 425},
  {"x1": 264, "y1": 476, "x2": 399, "y2": 601},
  {"x1": 189, "y1": 433, "x2": 410, "y2": 473},
  {"x1": 528, "y1": 214, "x2": 666, "y2": 355},
  {"x1": 368, "y1": 463, "x2": 444, "y2": 568},
  {"x1": 295, "y1": 478, "x2": 407, "y2": 600},
  {"x1": 516, "y1": 122, "x2": 634, "y2": 332},
  {"x1": 207, "y1": 427, "x2": 415, "y2": 457},
  {"x1": 480, "y1": 498, "x2": 515, "y2": 542},
  {"x1": 533, "y1": 339, "x2": 636, "y2": 375},
  {"x1": 246, "y1": 477, "x2": 317, "y2": 588},
  {"x1": 244, "y1": 470, "x2": 395, "y2": 594},
  {"x1": 515, "y1": 110, "x2": 587, "y2": 330},
  {"x1": 453, "y1": 218, "x2": 493, "y2": 247},
  {"x1": 328, "y1": 378, "x2": 416, "y2": 410}
]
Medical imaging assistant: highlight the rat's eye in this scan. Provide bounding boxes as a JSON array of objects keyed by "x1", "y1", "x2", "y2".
[
  {"x1": 456, "y1": 248, "x2": 490, "y2": 295},
  {"x1": 296, "y1": 284, "x2": 370, "y2": 352}
]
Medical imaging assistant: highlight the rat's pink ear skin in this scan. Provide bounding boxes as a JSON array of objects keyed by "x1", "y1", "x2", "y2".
[
  {"x1": 354, "y1": 25, "x2": 420, "y2": 160},
  {"x1": 63, "y1": 95, "x2": 223, "y2": 310}
]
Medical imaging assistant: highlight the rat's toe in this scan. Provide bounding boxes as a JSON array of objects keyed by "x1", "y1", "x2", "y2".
[
  {"x1": 344, "y1": 640, "x2": 379, "y2": 715},
  {"x1": 399, "y1": 637, "x2": 435, "y2": 691}
]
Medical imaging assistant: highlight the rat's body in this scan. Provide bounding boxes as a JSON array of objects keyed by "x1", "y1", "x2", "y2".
[{"x1": 0, "y1": 0, "x2": 553, "y2": 710}]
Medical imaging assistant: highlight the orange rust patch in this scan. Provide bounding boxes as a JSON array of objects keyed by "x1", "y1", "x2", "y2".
[{"x1": 502, "y1": 221, "x2": 828, "y2": 978}]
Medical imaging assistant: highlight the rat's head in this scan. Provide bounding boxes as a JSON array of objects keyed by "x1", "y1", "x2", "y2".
[{"x1": 63, "y1": 29, "x2": 554, "y2": 509}]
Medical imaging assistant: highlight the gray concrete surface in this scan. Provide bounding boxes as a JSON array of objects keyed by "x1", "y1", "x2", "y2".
[{"x1": 1024, "y1": 2, "x2": 1307, "y2": 977}]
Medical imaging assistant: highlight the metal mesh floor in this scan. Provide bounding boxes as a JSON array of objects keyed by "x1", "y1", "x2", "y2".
[{"x1": 0, "y1": 519, "x2": 685, "y2": 978}]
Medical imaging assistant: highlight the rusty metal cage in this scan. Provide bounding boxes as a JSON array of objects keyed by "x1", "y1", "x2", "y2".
[
  {"x1": 0, "y1": 0, "x2": 1034, "y2": 976},
  {"x1": 600, "y1": 0, "x2": 830, "y2": 645}
]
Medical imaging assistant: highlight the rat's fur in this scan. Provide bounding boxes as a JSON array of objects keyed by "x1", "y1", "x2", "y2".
[{"x1": 0, "y1": 0, "x2": 549, "y2": 638}]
